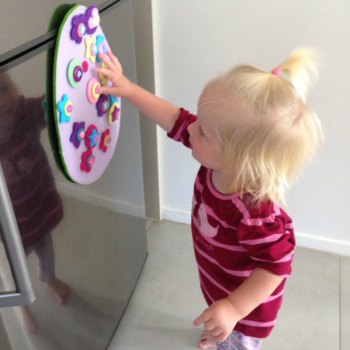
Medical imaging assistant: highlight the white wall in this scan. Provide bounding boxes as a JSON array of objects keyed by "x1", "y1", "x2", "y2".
[{"x1": 152, "y1": 0, "x2": 350, "y2": 255}]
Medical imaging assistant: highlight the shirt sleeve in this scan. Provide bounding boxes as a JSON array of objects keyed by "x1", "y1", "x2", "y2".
[
  {"x1": 167, "y1": 108, "x2": 197, "y2": 148},
  {"x1": 21, "y1": 95, "x2": 46, "y2": 130},
  {"x1": 236, "y1": 205, "x2": 296, "y2": 277}
]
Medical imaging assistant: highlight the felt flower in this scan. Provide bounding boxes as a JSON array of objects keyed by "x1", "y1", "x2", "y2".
[
  {"x1": 96, "y1": 35, "x2": 109, "y2": 63},
  {"x1": 81, "y1": 149, "x2": 95, "y2": 173},
  {"x1": 57, "y1": 94, "x2": 73, "y2": 123},
  {"x1": 85, "y1": 125, "x2": 100, "y2": 148},
  {"x1": 98, "y1": 61, "x2": 109, "y2": 86},
  {"x1": 67, "y1": 59, "x2": 88, "y2": 88},
  {"x1": 108, "y1": 96, "x2": 121, "y2": 125},
  {"x1": 85, "y1": 6, "x2": 100, "y2": 35},
  {"x1": 70, "y1": 13, "x2": 86, "y2": 44},
  {"x1": 86, "y1": 77, "x2": 101, "y2": 103},
  {"x1": 85, "y1": 35, "x2": 97, "y2": 63},
  {"x1": 69, "y1": 122, "x2": 86, "y2": 148},
  {"x1": 100, "y1": 129, "x2": 111, "y2": 152},
  {"x1": 96, "y1": 94, "x2": 110, "y2": 116}
]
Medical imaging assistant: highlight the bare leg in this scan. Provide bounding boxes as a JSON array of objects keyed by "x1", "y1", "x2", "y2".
[
  {"x1": 19, "y1": 306, "x2": 37, "y2": 333},
  {"x1": 30, "y1": 235, "x2": 70, "y2": 304},
  {"x1": 47, "y1": 278, "x2": 70, "y2": 304}
]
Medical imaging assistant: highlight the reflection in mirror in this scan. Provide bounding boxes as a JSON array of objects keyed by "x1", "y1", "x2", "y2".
[
  {"x1": 0, "y1": 229, "x2": 16, "y2": 293},
  {"x1": 0, "y1": 2, "x2": 148, "y2": 347},
  {"x1": 0, "y1": 72, "x2": 69, "y2": 332}
]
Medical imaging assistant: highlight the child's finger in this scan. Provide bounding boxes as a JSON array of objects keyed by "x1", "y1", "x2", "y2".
[
  {"x1": 106, "y1": 50, "x2": 114, "y2": 59},
  {"x1": 99, "y1": 85, "x2": 114, "y2": 95},
  {"x1": 203, "y1": 320, "x2": 217, "y2": 332},
  {"x1": 107, "y1": 50, "x2": 120, "y2": 67},
  {"x1": 98, "y1": 53, "x2": 107, "y2": 63},
  {"x1": 193, "y1": 311, "x2": 209, "y2": 327},
  {"x1": 99, "y1": 53, "x2": 114, "y2": 69},
  {"x1": 95, "y1": 67, "x2": 108, "y2": 76},
  {"x1": 209, "y1": 327, "x2": 223, "y2": 338},
  {"x1": 193, "y1": 316, "x2": 203, "y2": 327},
  {"x1": 95, "y1": 67, "x2": 113, "y2": 82}
]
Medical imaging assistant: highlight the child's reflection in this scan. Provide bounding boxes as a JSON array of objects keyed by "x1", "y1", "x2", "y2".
[{"x1": 0, "y1": 73, "x2": 69, "y2": 332}]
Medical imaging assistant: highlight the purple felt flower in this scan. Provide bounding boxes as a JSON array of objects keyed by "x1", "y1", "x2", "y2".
[
  {"x1": 110, "y1": 105, "x2": 119, "y2": 123},
  {"x1": 96, "y1": 94, "x2": 110, "y2": 116},
  {"x1": 70, "y1": 122, "x2": 86, "y2": 148},
  {"x1": 70, "y1": 13, "x2": 86, "y2": 44},
  {"x1": 85, "y1": 6, "x2": 100, "y2": 35}
]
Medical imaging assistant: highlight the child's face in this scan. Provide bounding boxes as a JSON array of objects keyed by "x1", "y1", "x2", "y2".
[{"x1": 187, "y1": 103, "x2": 223, "y2": 172}]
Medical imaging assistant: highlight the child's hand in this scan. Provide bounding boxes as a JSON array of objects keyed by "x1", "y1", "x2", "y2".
[
  {"x1": 193, "y1": 298, "x2": 240, "y2": 343},
  {"x1": 96, "y1": 51, "x2": 134, "y2": 98}
]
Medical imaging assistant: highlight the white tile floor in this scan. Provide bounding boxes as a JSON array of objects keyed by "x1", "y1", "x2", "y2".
[{"x1": 108, "y1": 220, "x2": 350, "y2": 350}]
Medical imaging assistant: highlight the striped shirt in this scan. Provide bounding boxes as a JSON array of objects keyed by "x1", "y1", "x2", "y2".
[
  {"x1": 0, "y1": 96, "x2": 63, "y2": 247},
  {"x1": 168, "y1": 109, "x2": 295, "y2": 338}
]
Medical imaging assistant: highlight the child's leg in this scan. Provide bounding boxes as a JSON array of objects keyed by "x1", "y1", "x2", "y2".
[
  {"x1": 32, "y1": 233, "x2": 55, "y2": 283},
  {"x1": 32, "y1": 233, "x2": 70, "y2": 304},
  {"x1": 47, "y1": 278, "x2": 70, "y2": 304},
  {"x1": 18, "y1": 305, "x2": 37, "y2": 333},
  {"x1": 217, "y1": 330, "x2": 263, "y2": 350}
]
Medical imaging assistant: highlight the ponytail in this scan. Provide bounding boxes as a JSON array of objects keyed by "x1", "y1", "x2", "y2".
[{"x1": 277, "y1": 47, "x2": 321, "y2": 102}]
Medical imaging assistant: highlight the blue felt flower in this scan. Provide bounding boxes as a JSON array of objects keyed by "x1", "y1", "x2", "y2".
[
  {"x1": 57, "y1": 94, "x2": 72, "y2": 123},
  {"x1": 96, "y1": 35, "x2": 109, "y2": 63},
  {"x1": 85, "y1": 125, "x2": 100, "y2": 148}
]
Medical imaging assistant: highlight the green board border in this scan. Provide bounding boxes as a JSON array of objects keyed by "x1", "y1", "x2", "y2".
[{"x1": 46, "y1": 4, "x2": 79, "y2": 183}]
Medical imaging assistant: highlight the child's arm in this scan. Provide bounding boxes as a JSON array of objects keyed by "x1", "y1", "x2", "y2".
[
  {"x1": 193, "y1": 268, "x2": 283, "y2": 342},
  {"x1": 25, "y1": 96, "x2": 46, "y2": 130},
  {"x1": 97, "y1": 51, "x2": 180, "y2": 133}
]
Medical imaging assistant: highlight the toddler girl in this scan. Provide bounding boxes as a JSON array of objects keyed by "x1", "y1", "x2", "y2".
[{"x1": 97, "y1": 48, "x2": 322, "y2": 350}]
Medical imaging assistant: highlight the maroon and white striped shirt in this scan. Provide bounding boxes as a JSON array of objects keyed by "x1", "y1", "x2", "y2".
[{"x1": 168, "y1": 109, "x2": 295, "y2": 338}]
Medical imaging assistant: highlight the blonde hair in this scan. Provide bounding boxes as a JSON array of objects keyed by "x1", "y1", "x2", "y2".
[{"x1": 200, "y1": 48, "x2": 323, "y2": 204}]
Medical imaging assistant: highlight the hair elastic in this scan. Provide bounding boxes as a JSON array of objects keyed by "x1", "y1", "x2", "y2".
[{"x1": 271, "y1": 67, "x2": 282, "y2": 76}]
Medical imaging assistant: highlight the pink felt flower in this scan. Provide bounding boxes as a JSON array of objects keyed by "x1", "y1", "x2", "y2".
[
  {"x1": 81, "y1": 149, "x2": 95, "y2": 172},
  {"x1": 100, "y1": 129, "x2": 111, "y2": 152}
]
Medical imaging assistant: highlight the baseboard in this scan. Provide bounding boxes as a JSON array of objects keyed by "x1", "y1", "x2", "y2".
[
  {"x1": 295, "y1": 232, "x2": 350, "y2": 257},
  {"x1": 57, "y1": 182, "x2": 146, "y2": 218},
  {"x1": 161, "y1": 206, "x2": 191, "y2": 224},
  {"x1": 161, "y1": 206, "x2": 350, "y2": 257}
]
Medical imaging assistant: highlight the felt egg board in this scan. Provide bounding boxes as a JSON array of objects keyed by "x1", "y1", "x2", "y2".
[{"x1": 49, "y1": 4, "x2": 121, "y2": 184}]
